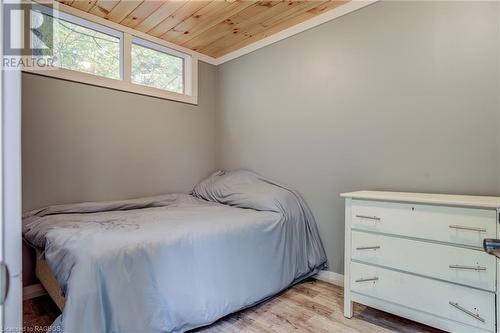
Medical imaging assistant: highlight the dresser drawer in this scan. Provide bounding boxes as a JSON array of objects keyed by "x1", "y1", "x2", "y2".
[
  {"x1": 351, "y1": 230, "x2": 496, "y2": 291},
  {"x1": 351, "y1": 200, "x2": 496, "y2": 248},
  {"x1": 350, "y1": 262, "x2": 495, "y2": 332}
]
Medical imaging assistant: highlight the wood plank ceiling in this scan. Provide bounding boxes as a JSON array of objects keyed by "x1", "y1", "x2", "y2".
[{"x1": 56, "y1": 0, "x2": 350, "y2": 58}]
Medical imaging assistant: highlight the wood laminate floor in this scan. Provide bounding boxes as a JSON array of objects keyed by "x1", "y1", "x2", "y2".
[{"x1": 24, "y1": 279, "x2": 443, "y2": 332}]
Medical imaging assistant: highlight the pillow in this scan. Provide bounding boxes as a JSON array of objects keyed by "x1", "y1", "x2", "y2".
[{"x1": 192, "y1": 170, "x2": 298, "y2": 214}]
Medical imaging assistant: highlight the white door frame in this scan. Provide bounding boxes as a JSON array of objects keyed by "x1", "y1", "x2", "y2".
[{"x1": 1, "y1": 0, "x2": 23, "y2": 329}]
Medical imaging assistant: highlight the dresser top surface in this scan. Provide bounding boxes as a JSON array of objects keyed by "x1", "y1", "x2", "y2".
[{"x1": 340, "y1": 191, "x2": 500, "y2": 209}]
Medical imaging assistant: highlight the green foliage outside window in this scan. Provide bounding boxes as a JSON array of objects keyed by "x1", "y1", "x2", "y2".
[
  {"x1": 31, "y1": 11, "x2": 185, "y2": 94},
  {"x1": 32, "y1": 11, "x2": 120, "y2": 79},
  {"x1": 131, "y1": 43, "x2": 184, "y2": 94}
]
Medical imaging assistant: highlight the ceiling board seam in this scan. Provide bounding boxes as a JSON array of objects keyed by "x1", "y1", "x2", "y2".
[
  {"x1": 215, "y1": 0, "x2": 347, "y2": 57},
  {"x1": 119, "y1": 1, "x2": 163, "y2": 29},
  {"x1": 78, "y1": 0, "x2": 97, "y2": 13},
  {"x1": 117, "y1": 2, "x2": 141, "y2": 25},
  {"x1": 160, "y1": 1, "x2": 234, "y2": 43},
  {"x1": 177, "y1": 1, "x2": 256, "y2": 46},
  {"x1": 160, "y1": 0, "x2": 219, "y2": 40},
  {"x1": 135, "y1": 1, "x2": 185, "y2": 33},
  {"x1": 182, "y1": 1, "x2": 281, "y2": 53},
  {"x1": 107, "y1": 1, "x2": 143, "y2": 23},
  {"x1": 158, "y1": 0, "x2": 215, "y2": 38},
  {"x1": 146, "y1": 1, "x2": 197, "y2": 35},
  {"x1": 195, "y1": 0, "x2": 284, "y2": 54},
  {"x1": 207, "y1": 0, "x2": 330, "y2": 57},
  {"x1": 133, "y1": 1, "x2": 164, "y2": 28},
  {"x1": 89, "y1": 0, "x2": 121, "y2": 18}
]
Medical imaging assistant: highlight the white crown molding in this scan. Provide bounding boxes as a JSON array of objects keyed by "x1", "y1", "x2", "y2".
[
  {"x1": 214, "y1": 1, "x2": 378, "y2": 66},
  {"x1": 314, "y1": 270, "x2": 344, "y2": 287}
]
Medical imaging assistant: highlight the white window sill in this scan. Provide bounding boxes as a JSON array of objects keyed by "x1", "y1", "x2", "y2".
[{"x1": 23, "y1": 65, "x2": 198, "y2": 105}]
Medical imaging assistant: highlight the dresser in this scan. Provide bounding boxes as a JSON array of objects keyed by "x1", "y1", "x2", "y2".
[{"x1": 341, "y1": 191, "x2": 500, "y2": 333}]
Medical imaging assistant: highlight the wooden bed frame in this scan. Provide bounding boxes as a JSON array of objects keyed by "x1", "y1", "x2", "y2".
[{"x1": 35, "y1": 249, "x2": 65, "y2": 311}]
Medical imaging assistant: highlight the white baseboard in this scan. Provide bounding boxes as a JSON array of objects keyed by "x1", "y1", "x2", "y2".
[
  {"x1": 314, "y1": 270, "x2": 344, "y2": 287},
  {"x1": 23, "y1": 283, "x2": 47, "y2": 300}
]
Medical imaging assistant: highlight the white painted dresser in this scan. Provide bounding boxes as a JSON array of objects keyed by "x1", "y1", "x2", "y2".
[{"x1": 341, "y1": 191, "x2": 500, "y2": 333}]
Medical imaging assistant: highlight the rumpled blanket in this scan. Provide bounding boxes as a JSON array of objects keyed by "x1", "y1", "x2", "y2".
[{"x1": 23, "y1": 170, "x2": 327, "y2": 332}]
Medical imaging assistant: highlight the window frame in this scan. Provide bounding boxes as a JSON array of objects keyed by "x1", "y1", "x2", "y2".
[
  {"x1": 32, "y1": 4, "x2": 124, "y2": 80},
  {"x1": 131, "y1": 37, "x2": 191, "y2": 96},
  {"x1": 24, "y1": 3, "x2": 199, "y2": 105}
]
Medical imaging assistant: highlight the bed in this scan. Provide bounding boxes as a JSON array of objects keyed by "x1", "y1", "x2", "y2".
[
  {"x1": 23, "y1": 170, "x2": 327, "y2": 333},
  {"x1": 35, "y1": 248, "x2": 65, "y2": 310}
]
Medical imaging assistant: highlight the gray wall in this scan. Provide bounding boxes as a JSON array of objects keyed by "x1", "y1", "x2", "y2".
[
  {"x1": 22, "y1": 62, "x2": 217, "y2": 284},
  {"x1": 23, "y1": 62, "x2": 216, "y2": 211},
  {"x1": 215, "y1": 1, "x2": 500, "y2": 274},
  {"x1": 22, "y1": 1, "x2": 500, "y2": 280},
  {"x1": 498, "y1": 2, "x2": 500, "y2": 192}
]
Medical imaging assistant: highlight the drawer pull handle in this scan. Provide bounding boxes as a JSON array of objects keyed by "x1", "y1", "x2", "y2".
[
  {"x1": 355, "y1": 277, "x2": 379, "y2": 283},
  {"x1": 449, "y1": 301, "x2": 485, "y2": 323},
  {"x1": 449, "y1": 264, "x2": 486, "y2": 271},
  {"x1": 355, "y1": 215, "x2": 381, "y2": 221},
  {"x1": 449, "y1": 225, "x2": 486, "y2": 233},
  {"x1": 356, "y1": 246, "x2": 381, "y2": 250}
]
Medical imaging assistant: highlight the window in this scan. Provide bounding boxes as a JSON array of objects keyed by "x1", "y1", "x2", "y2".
[
  {"x1": 26, "y1": 4, "x2": 197, "y2": 104},
  {"x1": 32, "y1": 10, "x2": 121, "y2": 80},
  {"x1": 131, "y1": 39, "x2": 184, "y2": 94}
]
